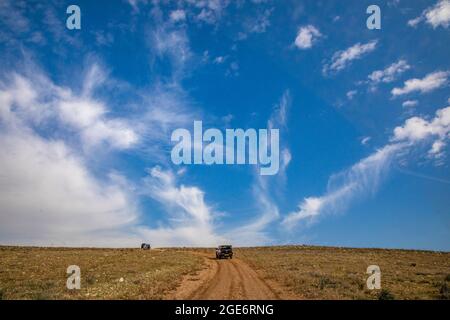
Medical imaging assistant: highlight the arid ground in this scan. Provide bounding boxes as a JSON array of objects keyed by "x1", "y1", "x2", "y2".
[{"x1": 0, "y1": 246, "x2": 448, "y2": 300}]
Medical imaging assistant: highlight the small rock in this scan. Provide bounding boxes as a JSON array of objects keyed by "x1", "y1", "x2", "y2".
[{"x1": 119, "y1": 277, "x2": 124, "y2": 282}]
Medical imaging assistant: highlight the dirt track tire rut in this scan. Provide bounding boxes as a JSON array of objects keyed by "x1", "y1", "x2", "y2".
[{"x1": 186, "y1": 256, "x2": 279, "y2": 300}]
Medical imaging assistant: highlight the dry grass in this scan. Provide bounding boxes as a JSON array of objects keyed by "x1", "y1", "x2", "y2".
[
  {"x1": 235, "y1": 246, "x2": 450, "y2": 300},
  {"x1": 2, "y1": 245, "x2": 449, "y2": 300},
  {"x1": 0, "y1": 246, "x2": 203, "y2": 300}
]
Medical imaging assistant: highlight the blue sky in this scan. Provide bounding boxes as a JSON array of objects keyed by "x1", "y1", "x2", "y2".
[{"x1": 0, "y1": 0, "x2": 449, "y2": 250}]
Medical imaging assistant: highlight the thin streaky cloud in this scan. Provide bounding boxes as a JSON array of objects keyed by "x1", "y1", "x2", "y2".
[
  {"x1": 323, "y1": 40, "x2": 378, "y2": 75},
  {"x1": 395, "y1": 166, "x2": 450, "y2": 185},
  {"x1": 283, "y1": 105, "x2": 450, "y2": 228}
]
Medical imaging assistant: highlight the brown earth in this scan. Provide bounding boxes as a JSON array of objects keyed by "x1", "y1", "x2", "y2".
[
  {"x1": 235, "y1": 246, "x2": 450, "y2": 300},
  {"x1": 1, "y1": 246, "x2": 448, "y2": 300},
  {"x1": 0, "y1": 246, "x2": 204, "y2": 300},
  {"x1": 167, "y1": 254, "x2": 299, "y2": 300}
]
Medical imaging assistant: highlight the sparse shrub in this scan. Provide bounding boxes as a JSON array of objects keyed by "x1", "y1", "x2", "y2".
[
  {"x1": 378, "y1": 289, "x2": 395, "y2": 300},
  {"x1": 86, "y1": 276, "x2": 96, "y2": 285},
  {"x1": 33, "y1": 291, "x2": 50, "y2": 300},
  {"x1": 439, "y1": 282, "x2": 449, "y2": 300},
  {"x1": 410, "y1": 263, "x2": 416, "y2": 267},
  {"x1": 318, "y1": 276, "x2": 335, "y2": 290},
  {"x1": 0, "y1": 288, "x2": 4, "y2": 300},
  {"x1": 445, "y1": 274, "x2": 450, "y2": 282}
]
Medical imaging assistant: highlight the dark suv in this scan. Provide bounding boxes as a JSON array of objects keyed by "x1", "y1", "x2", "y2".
[{"x1": 216, "y1": 245, "x2": 233, "y2": 259}]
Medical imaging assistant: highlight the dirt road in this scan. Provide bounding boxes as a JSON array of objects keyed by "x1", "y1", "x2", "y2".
[{"x1": 169, "y1": 254, "x2": 295, "y2": 300}]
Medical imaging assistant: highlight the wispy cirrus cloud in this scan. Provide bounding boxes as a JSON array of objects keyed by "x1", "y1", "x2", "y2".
[
  {"x1": 282, "y1": 105, "x2": 450, "y2": 228},
  {"x1": 0, "y1": 59, "x2": 201, "y2": 246},
  {"x1": 228, "y1": 90, "x2": 291, "y2": 245},
  {"x1": 282, "y1": 144, "x2": 401, "y2": 228},
  {"x1": 1, "y1": 66, "x2": 138, "y2": 151},
  {"x1": 142, "y1": 166, "x2": 223, "y2": 246},
  {"x1": 169, "y1": 9, "x2": 187, "y2": 22},
  {"x1": 186, "y1": 0, "x2": 230, "y2": 25},
  {"x1": 150, "y1": 26, "x2": 192, "y2": 81},
  {"x1": 0, "y1": 67, "x2": 143, "y2": 246},
  {"x1": 238, "y1": 7, "x2": 273, "y2": 40},
  {"x1": 361, "y1": 136, "x2": 371, "y2": 145}
]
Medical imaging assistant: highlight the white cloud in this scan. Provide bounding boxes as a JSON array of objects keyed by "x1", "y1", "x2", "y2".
[
  {"x1": 392, "y1": 106, "x2": 450, "y2": 143},
  {"x1": 268, "y1": 89, "x2": 291, "y2": 129},
  {"x1": 151, "y1": 26, "x2": 192, "y2": 80},
  {"x1": 271, "y1": 90, "x2": 292, "y2": 182},
  {"x1": 388, "y1": 0, "x2": 400, "y2": 7},
  {"x1": 229, "y1": 91, "x2": 291, "y2": 245},
  {"x1": 282, "y1": 144, "x2": 400, "y2": 227},
  {"x1": 213, "y1": 55, "x2": 227, "y2": 64},
  {"x1": 58, "y1": 98, "x2": 138, "y2": 150},
  {"x1": 170, "y1": 9, "x2": 186, "y2": 22},
  {"x1": 294, "y1": 25, "x2": 322, "y2": 49},
  {"x1": 392, "y1": 106, "x2": 450, "y2": 159},
  {"x1": 226, "y1": 61, "x2": 239, "y2": 77},
  {"x1": 143, "y1": 166, "x2": 223, "y2": 246},
  {"x1": 393, "y1": 117, "x2": 432, "y2": 141},
  {"x1": 186, "y1": 0, "x2": 230, "y2": 25},
  {"x1": 0, "y1": 128, "x2": 141, "y2": 246},
  {"x1": 248, "y1": 8, "x2": 272, "y2": 33},
  {"x1": 408, "y1": 16, "x2": 423, "y2": 27},
  {"x1": 392, "y1": 71, "x2": 449, "y2": 96},
  {"x1": 0, "y1": 63, "x2": 206, "y2": 247},
  {"x1": 402, "y1": 100, "x2": 419, "y2": 108},
  {"x1": 94, "y1": 31, "x2": 114, "y2": 47},
  {"x1": 408, "y1": 0, "x2": 450, "y2": 28},
  {"x1": 346, "y1": 90, "x2": 357, "y2": 100},
  {"x1": 429, "y1": 140, "x2": 446, "y2": 157},
  {"x1": 283, "y1": 105, "x2": 450, "y2": 228},
  {"x1": 0, "y1": 0, "x2": 29, "y2": 34},
  {"x1": 0, "y1": 68, "x2": 138, "y2": 151},
  {"x1": 238, "y1": 8, "x2": 273, "y2": 40},
  {"x1": 323, "y1": 40, "x2": 378, "y2": 74},
  {"x1": 127, "y1": 0, "x2": 148, "y2": 13},
  {"x1": 368, "y1": 60, "x2": 410, "y2": 86},
  {"x1": 361, "y1": 136, "x2": 371, "y2": 145},
  {"x1": 0, "y1": 73, "x2": 144, "y2": 246},
  {"x1": 226, "y1": 186, "x2": 278, "y2": 245},
  {"x1": 426, "y1": 0, "x2": 450, "y2": 27},
  {"x1": 281, "y1": 148, "x2": 292, "y2": 170}
]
